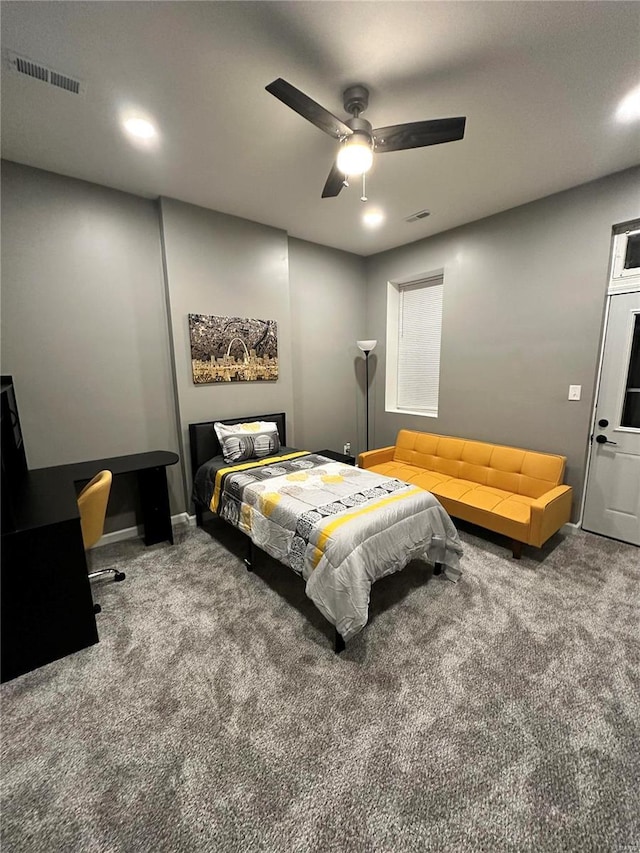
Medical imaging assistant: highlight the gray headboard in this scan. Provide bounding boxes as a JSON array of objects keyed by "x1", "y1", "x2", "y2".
[{"x1": 188, "y1": 412, "x2": 287, "y2": 477}]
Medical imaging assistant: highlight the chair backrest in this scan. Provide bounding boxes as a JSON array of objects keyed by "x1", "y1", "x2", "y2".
[{"x1": 77, "y1": 470, "x2": 113, "y2": 550}]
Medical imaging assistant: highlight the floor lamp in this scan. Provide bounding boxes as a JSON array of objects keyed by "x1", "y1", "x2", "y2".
[{"x1": 357, "y1": 340, "x2": 377, "y2": 451}]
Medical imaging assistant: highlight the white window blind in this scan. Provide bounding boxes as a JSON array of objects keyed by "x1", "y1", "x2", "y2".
[{"x1": 397, "y1": 277, "x2": 443, "y2": 413}]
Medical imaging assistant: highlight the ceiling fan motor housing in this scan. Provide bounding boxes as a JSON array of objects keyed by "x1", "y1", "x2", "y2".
[
  {"x1": 346, "y1": 116, "x2": 373, "y2": 137},
  {"x1": 343, "y1": 85, "x2": 369, "y2": 117},
  {"x1": 344, "y1": 117, "x2": 374, "y2": 157}
]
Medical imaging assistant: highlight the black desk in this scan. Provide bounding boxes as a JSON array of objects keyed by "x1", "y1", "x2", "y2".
[
  {"x1": 1, "y1": 450, "x2": 179, "y2": 682},
  {"x1": 47, "y1": 450, "x2": 179, "y2": 546}
]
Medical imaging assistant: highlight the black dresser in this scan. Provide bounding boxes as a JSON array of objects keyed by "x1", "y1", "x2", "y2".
[
  {"x1": 1, "y1": 467, "x2": 99, "y2": 682},
  {"x1": 1, "y1": 376, "x2": 99, "y2": 682},
  {"x1": 1, "y1": 376, "x2": 180, "y2": 682}
]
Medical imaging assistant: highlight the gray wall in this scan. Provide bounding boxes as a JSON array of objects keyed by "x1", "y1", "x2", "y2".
[
  {"x1": 159, "y1": 201, "x2": 370, "y2": 495},
  {"x1": 159, "y1": 197, "x2": 295, "y2": 491},
  {"x1": 0, "y1": 161, "x2": 185, "y2": 529},
  {"x1": 288, "y1": 238, "x2": 368, "y2": 454},
  {"x1": 0, "y1": 166, "x2": 370, "y2": 533},
  {"x1": 365, "y1": 166, "x2": 640, "y2": 517}
]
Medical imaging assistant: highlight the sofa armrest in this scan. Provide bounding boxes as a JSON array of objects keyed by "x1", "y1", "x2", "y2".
[
  {"x1": 528, "y1": 485, "x2": 573, "y2": 547},
  {"x1": 358, "y1": 446, "x2": 395, "y2": 469}
]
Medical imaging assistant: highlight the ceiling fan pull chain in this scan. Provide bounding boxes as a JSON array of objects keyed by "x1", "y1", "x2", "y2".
[{"x1": 360, "y1": 173, "x2": 368, "y2": 202}]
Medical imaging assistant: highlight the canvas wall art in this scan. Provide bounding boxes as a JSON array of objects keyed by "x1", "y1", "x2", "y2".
[{"x1": 189, "y1": 314, "x2": 278, "y2": 383}]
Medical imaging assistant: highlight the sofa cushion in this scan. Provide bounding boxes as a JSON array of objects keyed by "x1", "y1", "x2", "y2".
[
  {"x1": 375, "y1": 461, "x2": 453, "y2": 492},
  {"x1": 519, "y1": 453, "x2": 566, "y2": 498},
  {"x1": 521, "y1": 452, "x2": 565, "y2": 485},
  {"x1": 437, "y1": 496, "x2": 531, "y2": 542},
  {"x1": 493, "y1": 497, "x2": 533, "y2": 525},
  {"x1": 458, "y1": 485, "x2": 513, "y2": 512},
  {"x1": 432, "y1": 478, "x2": 479, "y2": 501},
  {"x1": 460, "y1": 441, "x2": 494, "y2": 467},
  {"x1": 433, "y1": 488, "x2": 531, "y2": 541},
  {"x1": 393, "y1": 432, "x2": 466, "y2": 479},
  {"x1": 487, "y1": 469, "x2": 522, "y2": 494},
  {"x1": 411, "y1": 471, "x2": 454, "y2": 491}
]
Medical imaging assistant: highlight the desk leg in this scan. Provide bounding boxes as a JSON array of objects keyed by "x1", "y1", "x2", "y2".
[{"x1": 138, "y1": 466, "x2": 173, "y2": 546}]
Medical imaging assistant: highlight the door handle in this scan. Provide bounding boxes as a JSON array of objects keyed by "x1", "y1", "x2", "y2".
[{"x1": 595, "y1": 434, "x2": 618, "y2": 445}]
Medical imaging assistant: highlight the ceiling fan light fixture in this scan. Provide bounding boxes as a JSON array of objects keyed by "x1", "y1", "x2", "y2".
[{"x1": 337, "y1": 133, "x2": 373, "y2": 176}]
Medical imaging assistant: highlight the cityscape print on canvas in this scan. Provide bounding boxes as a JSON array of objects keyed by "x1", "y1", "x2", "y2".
[{"x1": 189, "y1": 314, "x2": 278, "y2": 383}]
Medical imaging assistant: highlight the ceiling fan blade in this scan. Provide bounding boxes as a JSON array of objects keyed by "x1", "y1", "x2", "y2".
[
  {"x1": 321, "y1": 162, "x2": 345, "y2": 198},
  {"x1": 266, "y1": 78, "x2": 352, "y2": 140},
  {"x1": 373, "y1": 117, "x2": 466, "y2": 153}
]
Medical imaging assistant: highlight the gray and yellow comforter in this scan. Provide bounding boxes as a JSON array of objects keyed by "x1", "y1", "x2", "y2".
[{"x1": 203, "y1": 452, "x2": 463, "y2": 641}]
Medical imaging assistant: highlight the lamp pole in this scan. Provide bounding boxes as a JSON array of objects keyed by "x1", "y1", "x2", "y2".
[
  {"x1": 364, "y1": 350, "x2": 370, "y2": 451},
  {"x1": 357, "y1": 340, "x2": 377, "y2": 452}
]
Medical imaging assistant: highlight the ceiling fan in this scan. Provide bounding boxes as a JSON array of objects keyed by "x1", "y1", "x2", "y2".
[{"x1": 265, "y1": 78, "x2": 466, "y2": 199}]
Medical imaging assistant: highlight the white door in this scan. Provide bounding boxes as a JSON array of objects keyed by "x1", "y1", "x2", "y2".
[{"x1": 583, "y1": 291, "x2": 640, "y2": 545}]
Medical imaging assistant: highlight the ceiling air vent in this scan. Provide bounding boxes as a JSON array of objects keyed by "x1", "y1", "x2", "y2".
[
  {"x1": 5, "y1": 51, "x2": 86, "y2": 95},
  {"x1": 15, "y1": 55, "x2": 48, "y2": 82},
  {"x1": 405, "y1": 209, "x2": 431, "y2": 223},
  {"x1": 50, "y1": 70, "x2": 81, "y2": 95}
]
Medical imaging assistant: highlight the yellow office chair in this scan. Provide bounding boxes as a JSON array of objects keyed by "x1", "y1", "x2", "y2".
[{"x1": 77, "y1": 471, "x2": 125, "y2": 613}]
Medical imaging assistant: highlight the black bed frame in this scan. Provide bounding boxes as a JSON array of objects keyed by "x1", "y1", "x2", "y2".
[
  {"x1": 189, "y1": 412, "x2": 442, "y2": 654},
  {"x1": 188, "y1": 413, "x2": 347, "y2": 652},
  {"x1": 189, "y1": 412, "x2": 287, "y2": 527}
]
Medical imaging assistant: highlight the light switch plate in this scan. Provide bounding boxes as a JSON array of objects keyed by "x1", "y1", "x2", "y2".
[{"x1": 568, "y1": 385, "x2": 582, "y2": 401}]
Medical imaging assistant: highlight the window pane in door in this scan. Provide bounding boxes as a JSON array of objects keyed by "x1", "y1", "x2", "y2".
[
  {"x1": 624, "y1": 233, "x2": 640, "y2": 271},
  {"x1": 621, "y1": 314, "x2": 640, "y2": 428}
]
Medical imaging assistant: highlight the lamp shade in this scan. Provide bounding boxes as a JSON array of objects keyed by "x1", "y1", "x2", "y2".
[{"x1": 357, "y1": 339, "x2": 377, "y2": 353}]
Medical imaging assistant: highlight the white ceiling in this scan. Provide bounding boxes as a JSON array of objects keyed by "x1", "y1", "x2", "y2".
[{"x1": 2, "y1": 1, "x2": 639, "y2": 256}]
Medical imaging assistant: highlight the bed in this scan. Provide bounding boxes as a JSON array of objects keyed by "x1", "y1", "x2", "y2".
[{"x1": 189, "y1": 413, "x2": 463, "y2": 652}]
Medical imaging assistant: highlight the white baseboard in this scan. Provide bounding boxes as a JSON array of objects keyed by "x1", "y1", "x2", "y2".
[
  {"x1": 92, "y1": 512, "x2": 192, "y2": 549},
  {"x1": 561, "y1": 522, "x2": 581, "y2": 536}
]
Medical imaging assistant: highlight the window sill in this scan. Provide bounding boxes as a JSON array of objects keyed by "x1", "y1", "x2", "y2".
[{"x1": 385, "y1": 406, "x2": 438, "y2": 418}]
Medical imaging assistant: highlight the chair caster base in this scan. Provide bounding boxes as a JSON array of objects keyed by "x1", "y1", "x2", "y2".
[{"x1": 114, "y1": 571, "x2": 126, "y2": 582}]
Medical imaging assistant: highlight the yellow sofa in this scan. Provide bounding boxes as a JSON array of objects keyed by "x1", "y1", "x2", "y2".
[{"x1": 359, "y1": 430, "x2": 573, "y2": 558}]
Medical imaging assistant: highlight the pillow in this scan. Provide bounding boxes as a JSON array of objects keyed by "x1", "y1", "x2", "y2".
[{"x1": 214, "y1": 420, "x2": 280, "y2": 464}]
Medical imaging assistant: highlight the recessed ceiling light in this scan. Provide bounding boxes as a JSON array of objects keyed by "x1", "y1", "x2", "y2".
[
  {"x1": 123, "y1": 117, "x2": 157, "y2": 139},
  {"x1": 616, "y1": 84, "x2": 640, "y2": 123},
  {"x1": 363, "y1": 210, "x2": 384, "y2": 228}
]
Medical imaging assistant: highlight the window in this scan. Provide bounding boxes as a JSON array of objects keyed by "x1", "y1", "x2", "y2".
[
  {"x1": 621, "y1": 313, "x2": 640, "y2": 428},
  {"x1": 386, "y1": 271, "x2": 444, "y2": 417},
  {"x1": 612, "y1": 227, "x2": 640, "y2": 281}
]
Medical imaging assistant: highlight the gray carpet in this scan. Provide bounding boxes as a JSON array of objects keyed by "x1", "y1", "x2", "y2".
[{"x1": 1, "y1": 519, "x2": 639, "y2": 853}]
